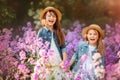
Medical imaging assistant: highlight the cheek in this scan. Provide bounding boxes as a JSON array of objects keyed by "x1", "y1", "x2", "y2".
[
  {"x1": 95, "y1": 36, "x2": 99, "y2": 40},
  {"x1": 45, "y1": 17, "x2": 48, "y2": 21},
  {"x1": 54, "y1": 18, "x2": 57, "y2": 22},
  {"x1": 86, "y1": 36, "x2": 90, "y2": 40}
]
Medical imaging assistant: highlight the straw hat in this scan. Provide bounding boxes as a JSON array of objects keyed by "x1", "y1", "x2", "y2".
[
  {"x1": 82, "y1": 24, "x2": 105, "y2": 39},
  {"x1": 40, "y1": 7, "x2": 62, "y2": 21}
]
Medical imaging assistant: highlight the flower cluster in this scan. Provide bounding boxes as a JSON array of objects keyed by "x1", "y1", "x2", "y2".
[
  {"x1": 104, "y1": 23, "x2": 120, "y2": 79},
  {"x1": 65, "y1": 21, "x2": 84, "y2": 61},
  {"x1": 73, "y1": 53, "x2": 105, "y2": 80},
  {"x1": 0, "y1": 28, "x2": 17, "y2": 79},
  {"x1": 14, "y1": 23, "x2": 41, "y2": 79},
  {"x1": 73, "y1": 54, "x2": 88, "y2": 80},
  {"x1": 31, "y1": 49, "x2": 54, "y2": 80},
  {"x1": 92, "y1": 53, "x2": 105, "y2": 79},
  {"x1": 32, "y1": 48, "x2": 72, "y2": 80}
]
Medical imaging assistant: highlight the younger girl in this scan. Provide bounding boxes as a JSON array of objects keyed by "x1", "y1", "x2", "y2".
[
  {"x1": 70, "y1": 24, "x2": 106, "y2": 80},
  {"x1": 37, "y1": 7, "x2": 69, "y2": 80}
]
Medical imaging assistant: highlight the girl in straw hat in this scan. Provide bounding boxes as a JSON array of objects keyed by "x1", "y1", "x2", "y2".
[
  {"x1": 69, "y1": 24, "x2": 106, "y2": 80},
  {"x1": 37, "y1": 7, "x2": 70, "y2": 80}
]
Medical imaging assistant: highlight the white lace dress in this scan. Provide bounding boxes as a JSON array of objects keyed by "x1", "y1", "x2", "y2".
[{"x1": 45, "y1": 32, "x2": 70, "y2": 80}]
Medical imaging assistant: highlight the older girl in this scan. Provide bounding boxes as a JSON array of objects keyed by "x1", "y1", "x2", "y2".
[{"x1": 37, "y1": 7, "x2": 69, "y2": 80}]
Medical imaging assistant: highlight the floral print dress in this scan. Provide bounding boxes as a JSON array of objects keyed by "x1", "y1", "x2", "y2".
[
  {"x1": 74, "y1": 45, "x2": 98, "y2": 80},
  {"x1": 71, "y1": 41, "x2": 105, "y2": 80}
]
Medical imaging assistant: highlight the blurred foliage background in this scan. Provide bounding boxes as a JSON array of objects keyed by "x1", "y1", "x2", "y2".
[{"x1": 0, "y1": 0, "x2": 120, "y2": 29}]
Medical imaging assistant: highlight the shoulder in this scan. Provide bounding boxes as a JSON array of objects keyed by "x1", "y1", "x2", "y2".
[
  {"x1": 78, "y1": 41, "x2": 88, "y2": 47},
  {"x1": 38, "y1": 27, "x2": 48, "y2": 34},
  {"x1": 38, "y1": 27, "x2": 47, "y2": 33},
  {"x1": 37, "y1": 27, "x2": 47, "y2": 38},
  {"x1": 77, "y1": 41, "x2": 88, "y2": 53},
  {"x1": 75, "y1": 41, "x2": 88, "y2": 56}
]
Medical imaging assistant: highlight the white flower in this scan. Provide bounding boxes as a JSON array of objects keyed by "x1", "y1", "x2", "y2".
[
  {"x1": 92, "y1": 52, "x2": 101, "y2": 61},
  {"x1": 92, "y1": 52, "x2": 105, "y2": 79},
  {"x1": 34, "y1": 65, "x2": 41, "y2": 73},
  {"x1": 94, "y1": 65, "x2": 105, "y2": 79},
  {"x1": 93, "y1": 59, "x2": 102, "y2": 66},
  {"x1": 38, "y1": 49, "x2": 46, "y2": 57},
  {"x1": 93, "y1": 61, "x2": 100, "y2": 66}
]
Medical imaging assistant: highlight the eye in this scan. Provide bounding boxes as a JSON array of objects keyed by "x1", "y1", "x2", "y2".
[
  {"x1": 88, "y1": 33, "x2": 92, "y2": 35},
  {"x1": 48, "y1": 15, "x2": 51, "y2": 17},
  {"x1": 94, "y1": 33, "x2": 98, "y2": 36},
  {"x1": 52, "y1": 15, "x2": 56, "y2": 18}
]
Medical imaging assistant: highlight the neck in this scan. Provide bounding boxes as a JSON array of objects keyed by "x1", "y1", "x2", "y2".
[
  {"x1": 89, "y1": 43, "x2": 97, "y2": 47},
  {"x1": 46, "y1": 25, "x2": 53, "y2": 31}
]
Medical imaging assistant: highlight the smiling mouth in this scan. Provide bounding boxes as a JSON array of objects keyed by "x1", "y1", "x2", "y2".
[
  {"x1": 90, "y1": 39, "x2": 95, "y2": 41},
  {"x1": 49, "y1": 20, "x2": 54, "y2": 23}
]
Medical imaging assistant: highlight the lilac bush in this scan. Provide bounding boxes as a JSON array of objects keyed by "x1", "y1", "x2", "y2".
[
  {"x1": 0, "y1": 22, "x2": 45, "y2": 79},
  {"x1": 0, "y1": 28, "x2": 17, "y2": 79},
  {"x1": 104, "y1": 23, "x2": 120, "y2": 80},
  {"x1": 65, "y1": 21, "x2": 85, "y2": 61},
  {"x1": 14, "y1": 22, "x2": 46, "y2": 79}
]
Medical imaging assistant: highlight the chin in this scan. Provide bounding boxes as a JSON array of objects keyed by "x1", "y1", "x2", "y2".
[{"x1": 89, "y1": 41, "x2": 96, "y2": 45}]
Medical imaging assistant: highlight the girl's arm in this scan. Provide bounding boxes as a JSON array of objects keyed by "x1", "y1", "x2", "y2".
[
  {"x1": 59, "y1": 44, "x2": 68, "y2": 69},
  {"x1": 69, "y1": 51, "x2": 78, "y2": 68},
  {"x1": 69, "y1": 41, "x2": 84, "y2": 69},
  {"x1": 62, "y1": 52, "x2": 67, "y2": 61},
  {"x1": 60, "y1": 42, "x2": 67, "y2": 61},
  {"x1": 69, "y1": 59, "x2": 75, "y2": 67}
]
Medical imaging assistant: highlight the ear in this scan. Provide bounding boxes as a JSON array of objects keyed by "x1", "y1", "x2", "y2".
[
  {"x1": 84, "y1": 34, "x2": 87, "y2": 39},
  {"x1": 41, "y1": 19, "x2": 46, "y2": 26},
  {"x1": 84, "y1": 34, "x2": 88, "y2": 41}
]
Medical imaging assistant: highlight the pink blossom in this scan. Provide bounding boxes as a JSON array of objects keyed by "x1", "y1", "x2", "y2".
[
  {"x1": 14, "y1": 72, "x2": 19, "y2": 79},
  {"x1": 19, "y1": 50, "x2": 26, "y2": 60},
  {"x1": 39, "y1": 49, "x2": 47, "y2": 57},
  {"x1": 34, "y1": 65, "x2": 41, "y2": 72},
  {"x1": 47, "y1": 49, "x2": 54, "y2": 56},
  {"x1": 114, "y1": 34, "x2": 120, "y2": 45},
  {"x1": 27, "y1": 22, "x2": 32, "y2": 27},
  {"x1": 18, "y1": 63, "x2": 30, "y2": 74},
  {"x1": 117, "y1": 51, "x2": 120, "y2": 58},
  {"x1": 28, "y1": 58, "x2": 35, "y2": 65},
  {"x1": 31, "y1": 73, "x2": 39, "y2": 80},
  {"x1": 80, "y1": 54, "x2": 88, "y2": 63}
]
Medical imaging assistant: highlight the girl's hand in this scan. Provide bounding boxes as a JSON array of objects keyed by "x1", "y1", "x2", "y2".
[
  {"x1": 59, "y1": 61, "x2": 64, "y2": 68},
  {"x1": 59, "y1": 61, "x2": 70, "y2": 72}
]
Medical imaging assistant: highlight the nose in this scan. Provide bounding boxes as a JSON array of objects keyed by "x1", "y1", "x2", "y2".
[
  {"x1": 50, "y1": 16, "x2": 54, "y2": 19},
  {"x1": 91, "y1": 34, "x2": 95, "y2": 37}
]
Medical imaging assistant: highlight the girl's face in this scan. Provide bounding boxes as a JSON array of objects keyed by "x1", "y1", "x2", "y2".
[
  {"x1": 45, "y1": 11, "x2": 57, "y2": 27},
  {"x1": 87, "y1": 29, "x2": 99, "y2": 46}
]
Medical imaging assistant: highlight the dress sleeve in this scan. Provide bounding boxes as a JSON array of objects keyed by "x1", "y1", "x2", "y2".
[
  {"x1": 71, "y1": 41, "x2": 85, "y2": 61},
  {"x1": 60, "y1": 42, "x2": 66, "y2": 53},
  {"x1": 101, "y1": 56, "x2": 105, "y2": 66},
  {"x1": 71, "y1": 49, "x2": 78, "y2": 61},
  {"x1": 71, "y1": 42, "x2": 81, "y2": 61}
]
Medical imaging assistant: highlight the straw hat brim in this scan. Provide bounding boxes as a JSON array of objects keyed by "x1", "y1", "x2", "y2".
[
  {"x1": 40, "y1": 7, "x2": 62, "y2": 21},
  {"x1": 82, "y1": 24, "x2": 105, "y2": 39}
]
